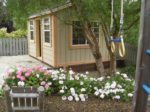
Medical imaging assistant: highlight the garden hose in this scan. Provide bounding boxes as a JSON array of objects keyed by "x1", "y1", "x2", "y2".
[
  {"x1": 118, "y1": 35, "x2": 125, "y2": 57},
  {"x1": 110, "y1": 36, "x2": 115, "y2": 53}
]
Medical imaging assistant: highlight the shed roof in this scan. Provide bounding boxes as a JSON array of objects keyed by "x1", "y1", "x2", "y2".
[{"x1": 29, "y1": 2, "x2": 72, "y2": 19}]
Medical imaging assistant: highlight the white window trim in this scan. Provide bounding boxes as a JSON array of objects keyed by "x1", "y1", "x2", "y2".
[
  {"x1": 43, "y1": 17, "x2": 51, "y2": 46},
  {"x1": 29, "y1": 20, "x2": 34, "y2": 42}
]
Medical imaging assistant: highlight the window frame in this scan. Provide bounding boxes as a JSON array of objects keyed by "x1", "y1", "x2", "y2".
[
  {"x1": 71, "y1": 21, "x2": 100, "y2": 49},
  {"x1": 43, "y1": 17, "x2": 51, "y2": 46},
  {"x1": 29, "y1": 20, "x2": 34, "y2": 42}
]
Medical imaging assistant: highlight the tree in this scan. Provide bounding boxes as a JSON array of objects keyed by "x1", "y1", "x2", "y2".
[{"x1": 6, "y1": 0, "x2": 140, "y2": 76}]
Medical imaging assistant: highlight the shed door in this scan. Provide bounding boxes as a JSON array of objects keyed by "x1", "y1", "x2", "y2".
[{"x1": 36, "y1": 19, "x2": 42, "y2": 57}]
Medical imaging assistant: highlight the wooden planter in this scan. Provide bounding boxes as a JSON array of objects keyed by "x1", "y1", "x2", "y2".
[{"x1": 3, "y1": 86, "x2": 44, "y2": 112}]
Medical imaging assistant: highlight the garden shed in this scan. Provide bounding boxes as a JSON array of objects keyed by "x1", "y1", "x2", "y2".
[{"x1": 28, "y1": 2, "x2": 110, "y2": 70}]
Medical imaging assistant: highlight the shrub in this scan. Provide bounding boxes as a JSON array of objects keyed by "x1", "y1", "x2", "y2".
[
  {"x1": 120, "y1": 66, "x2": 136, "y2": 78},
  {"x1": 0, "y1": 28, "x2": 27, "y2": 38},
  {"x1": 3, "y1": 66, "x2": 134, "y2": 102}
]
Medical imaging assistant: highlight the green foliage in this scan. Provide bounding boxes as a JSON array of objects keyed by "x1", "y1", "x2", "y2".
[
  {"x1": 4, "y1": 66, "x2": 134, "y2": 102},
  {"x1": 6, "y1": 0, "x2": 65, "y2": 29},
  {"x1": 120, "y1": 66, "x2": 136, "y2": 79},
  {"x1": 0, "y1": 28, "x2": 27, "y2": 38}
]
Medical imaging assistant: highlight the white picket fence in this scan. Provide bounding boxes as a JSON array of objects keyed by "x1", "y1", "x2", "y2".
[{"x1": 0, "y1": 38, "x2": 28, "y2": 56}]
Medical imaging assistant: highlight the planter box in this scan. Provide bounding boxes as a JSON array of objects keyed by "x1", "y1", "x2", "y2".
[{"x1": 4, "y1": 86, "x2": 44, "y2": 112}]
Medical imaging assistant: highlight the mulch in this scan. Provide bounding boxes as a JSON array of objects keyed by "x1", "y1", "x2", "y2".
[{"x1": 1, "y1": 95, "x2": 149, "y2": 112}]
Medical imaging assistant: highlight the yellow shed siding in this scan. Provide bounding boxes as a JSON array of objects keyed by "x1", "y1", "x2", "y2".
[
  {"x1": 28, "y1": 20, "x2": 36, "y2": 57},
  {"x1": 42, "y1": 45, "x2": 54, "y2": 65},
  {"x1": 40, "y1": 15, "x2": 55, "y2": 66},
  {"x1": 28, "y1": 10, "x2": 110, "y2": 68},
  {"x1": 55, "y1": 15, "x2": 110, "y2": 67}
]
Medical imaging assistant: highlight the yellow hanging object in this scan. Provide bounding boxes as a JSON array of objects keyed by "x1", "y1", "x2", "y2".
[
  {"x1": 118, "y1": 35, "x2": 125, "y2": 57},
  {"x1": 110, "y1": 36, "x2": 115, "y2": 53}
]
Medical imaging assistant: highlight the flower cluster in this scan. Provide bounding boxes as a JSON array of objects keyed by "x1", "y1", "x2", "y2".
[{"x1": 3, "y1": 66, "x2": 134, "y2": 102}]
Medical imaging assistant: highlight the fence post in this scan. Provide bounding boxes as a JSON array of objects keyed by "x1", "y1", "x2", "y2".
[
  {"x1": 3, "y1": 85, "x2": 12, "y2": 112},
  {"x1": 38, "y1": 86, "x2": 45, "y2": 112}
]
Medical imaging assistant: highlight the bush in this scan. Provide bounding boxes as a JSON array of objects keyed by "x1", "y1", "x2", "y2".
[
  {"x1": 3, "y1": 66, "x2": 134, "y2": 102},
  {"x1": 120, "y1": 66, "x2": 136, "y2": 78},
  {"x1": 0, "y1": 28, "x2": 27, "y2": 38}
]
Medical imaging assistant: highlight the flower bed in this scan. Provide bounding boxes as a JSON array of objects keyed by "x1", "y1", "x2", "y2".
[{"x1": 3, "y1": 66, "x2": 134, "y2": 102}]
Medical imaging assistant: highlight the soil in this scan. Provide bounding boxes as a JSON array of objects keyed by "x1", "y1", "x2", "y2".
[{"x1": 1, "y1": 96, "x2": 150, "y2": 112}]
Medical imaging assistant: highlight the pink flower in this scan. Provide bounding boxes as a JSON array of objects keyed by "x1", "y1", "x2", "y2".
[
  {"x1": 25, "y1": 72, "x2": 30, "y2": 77},
  {"x1": 17, "y1": 75, "x2": 21, "y2": 79},
  {"x1": 45, "y1": 84, "x2": 49, "y2": 90},
  {"x1": 16, "y1": 70, "x2": 22, "y2": 76},
  {"x1": 41, "y1": 81, "x2": 46, "y2": 86},
  {"x1": 34, "y1": 66, "x2": 41, "y2": 71},
  {"x1": 20, "y1": 76, "x2": 25, "y2": 81},
  {"x1": 27, "y1": 68, "x2": 32, "y2": 73}
]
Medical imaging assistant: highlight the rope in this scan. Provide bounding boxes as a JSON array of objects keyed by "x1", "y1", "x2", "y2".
[
  {"x1": 118, "y1": 0, "x2": 125, "y2": 57},
  {"x1": 110, "y1": 0, "x2": 114, "y2": 30},
  {"x1": 118, "y1": 35, "x2": 125, "y2": 57},
  {"x1": 110, "y1": 0, "x2": 116, "y2": 53},
  {"x1": 110, "y1": 0, "x2": 125, "y2": 57}
]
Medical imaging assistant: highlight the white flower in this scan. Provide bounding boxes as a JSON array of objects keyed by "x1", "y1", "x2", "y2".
[
  {"x1": 85, "y1": 71, "x2": 89, "y2": 74},
  {"x1": 36, "y1": 74, "x2": 40, "y2": 78},
  {"x1": 75, "y1": 75, "x2": 79, "y2": 80},
  {"x1": 104, "y1": 90, "x2": 110, "y2": 95},
  {"x1": 100, "y1": 94, "x2": 105, "y2": 99},
  {"x1": 70, "y1": 88, "x2": 76, "y2": 95},
  {"x1": 80, "y1": 81, "x2": 84, "y2": 85},
  {"x1": 119, "y1": 89, "x2": 125, "y2": 93},
  {"x1": 42, "y1": 66, "x2": 48, "y2": 70},
  {"x1": 68, "y1": 96, "x2": 73, "y2": 101},
  {"x1": 79, "y1": 94, "x2": 84, "y2": 99},
  {"x1": 18, "y1": 81, "x2": 25, "y2": 87},
  {"x1": 62, "y1": 86, "x2": 67, "y2": 90},
  {"x1": 52, "y1": 70, "x2": 59, "y2": 75},
  {"x1": 69, "y1": 70, "x2": 74, "y2": 75},
  {"x1": 113, "y1": 95, "x2": 120, "y2": 100},
  {"x1": 90, "y1": 78, "x2": 94, "y2": 81},
  {"x1": 110, "y1": 81, "x2": 117, "y2": 89},
  {"x1": 121, "y1": 73, "x2": 128, "y2": 79},
  {"x1": 60, "y1": 68, "x2": 65, "y2": 72},
  {"x1": 75, "y1": 96, "x2": 80, "y2": 102},
  {"x1": 0, "y1": 85, "x2": 2, "y2": 90},
  {"x1": 107, "y1": 76, "x2": 110, "y2": 79},
  {"x1": 59, "y1": 80, "x2": 64, "y2": 84},
  {"x1": 97, "y1": 77, "x2": 104, "y2": 81},
  {"x1": 94, "y1": 91, "x2": 99, "y2": 96},
  {"x1": 62, "y1": 96, "x2": 67, "y2": 101},
  {"x1": 116, "y1": 72, "x2": 120, "y2": 75},
  {"x1": 70, "y1": 88, "x2": 75, "y2": 92},
  {"x1": 94, "y1": 87, "x2": 98, "y2": 90},
  {"x1": 128, "y1": 93, "x2": 133, "y2": 97},
  {"x1": 60, "y1": 89, "x2": 65, "y2": 93},
  {"x1": 117, "y1": 84, "x2": 122, "y2": 89},
  {"x1": 105, "y1": 82, "x2": 110, "y2": 89},
  {"x1": 81, "y1": 97, "x2": 86, "y2": 102},
  {"x1": 48, "y1": 82, "x2": 52, "y2": 86},
  {"x1": 81, "y1": 88, "x2": 86, "y2": 92},
  {"x1": 126, "y1": 78, "x2": 132, "y2": 81}
]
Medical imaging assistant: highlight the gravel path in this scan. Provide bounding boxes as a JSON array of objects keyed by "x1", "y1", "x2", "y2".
[{"x1": 0, "y1": 55, "x2": 48, "y2": 85}]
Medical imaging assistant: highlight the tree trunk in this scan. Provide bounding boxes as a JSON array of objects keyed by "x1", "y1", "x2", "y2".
[
  {"x1": 109, "y1": 50, "x2": 116, "y2": 74},
  {"x1": 82, "y1": 23, "x2": 106, "y2": 76},
  {"x1": 101, "y1": 22, "x2": 116, "y2": 74}
]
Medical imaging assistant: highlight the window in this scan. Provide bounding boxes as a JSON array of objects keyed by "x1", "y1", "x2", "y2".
[
  {"x1": 29, "y1": 21, "x2": 34, "y2": 40},
  {"x1": 72, "y1": 21, "x2": 99, "y2": 45},
  {"x1": 43, "y1": 18, "x2": 51, "y2": 43}
]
